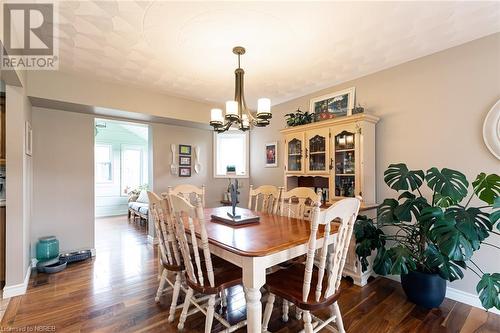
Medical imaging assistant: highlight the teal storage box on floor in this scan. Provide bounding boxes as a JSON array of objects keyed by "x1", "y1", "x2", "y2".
[{"x1": 36, "y1": 236, "x2": 59, "y2": 261}]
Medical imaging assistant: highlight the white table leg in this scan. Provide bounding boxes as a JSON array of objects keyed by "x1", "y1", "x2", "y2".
[{"x1": 243, "y1": 258, "x2": 266, "y2": 333}]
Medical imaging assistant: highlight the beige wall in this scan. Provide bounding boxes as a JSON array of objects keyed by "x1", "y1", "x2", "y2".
[
  {"x1": 5, "y1": 83, "x2": 32, "y2": 291},
  {"x1": 152, "y1": 122, "x2": 249, "y2": 211},
  {"x1": 250, "y1": 33, "x2": 500, "y2": 295},
  {"x1": 32, "y1": 107, "x2": 94, "y2": 253},
  {"x1": 27, "y1": 71, "x2": 215, "y2": 125}
]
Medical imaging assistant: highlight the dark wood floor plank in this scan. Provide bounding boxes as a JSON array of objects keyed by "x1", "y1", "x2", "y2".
[{"x1": 1, "y1": 216, "x2": 499, "y2": 333}]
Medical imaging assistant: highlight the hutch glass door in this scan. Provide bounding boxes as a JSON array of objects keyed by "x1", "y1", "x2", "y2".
[
  {"x1": 286, "y1": 134, "x2": 304, "y2": 173},
  {"x1": 306, "y1": 128, "x2": 329, "y2": 173},
  {"x1": 334, "y1": 130, "x2": 356, "y2": 197}
]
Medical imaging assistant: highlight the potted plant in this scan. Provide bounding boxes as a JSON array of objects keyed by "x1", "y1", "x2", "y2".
[
  {"x1": 354, "y1": 163, "x2": 499, "y2": 310},
  {"x1": 284, "y1": 108, "x2": 313, "y2": 127}
]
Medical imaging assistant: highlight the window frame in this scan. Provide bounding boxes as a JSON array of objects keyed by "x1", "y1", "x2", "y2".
[
  {"x1": 95, "y1": 144, "x2": 113, "y2": 184},
  {"x1": 120, "y1": 144, "x2": 145, "y2": 196},
  {"x1": 213, "y1": 131, "x2": 249, "y2": 179}
]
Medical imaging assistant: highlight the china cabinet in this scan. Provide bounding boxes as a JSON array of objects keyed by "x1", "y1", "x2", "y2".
[{"x1": 281, "y1": 113, "x2": 379, "y2": 286}]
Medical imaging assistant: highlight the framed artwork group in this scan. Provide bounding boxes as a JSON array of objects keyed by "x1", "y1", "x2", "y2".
[{"x1": 178, "y1": 144, "x2": 191, "y2": 177}]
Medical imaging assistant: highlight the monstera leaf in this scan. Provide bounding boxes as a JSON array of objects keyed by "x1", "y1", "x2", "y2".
[
  {"x1": 377, "y1": 198, "x2": 399, "y2": 224},
  {"x1": 418, "y1": 206, "x2": 444, "y2": 233},
  {"x1": 433, "y1": 193, "x2": 456, "y2": 208},
  {"x1": 426, "y1": 168, "x2": 469, "y2": 203},
  {"x1": 387, "y1": 246, "x2": 417, "y2": 275},
  {"x1": 424, "y1": 243, "x2": 465, "y2": 281},
  {"x1": 492, "y1": 197, "x2": 500, "y2": 230},
  {"x1": 384, "y1": 163, "x2": 425, "y2": 192},
  {"x1": 394, "y1": 191, "x2": 430, "y2": 222},
  {"x1": 476, "y1": 273, "x2": 500, "y2": 310},
  {"x1": 429, "y1": 215, "x2": 474, "y2": 261},
  {"x1": 447, "y1": 207, "x2": 492, "y2": 249},
  {"x1": 472, "y1": 173, "x2": 500, "y2": 205},
  {"x1": 373, "y1": 247, "x2": 392, "y2": 276}
]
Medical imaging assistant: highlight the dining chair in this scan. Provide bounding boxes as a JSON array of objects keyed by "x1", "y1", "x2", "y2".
[
  {"x1": 169, "y1": 194, "x2": 247, "y2": 333},
  {"x1": 262, "y1": 197, "x2": 361, "y2": 333},
  {"x1": 278, "y1": 187, "x2": 322, "y2": 221},
  {"x1": 247, "y1": 185, "x2": 282, "y2": 214},
  {"x1": 147, "y1": 191, "x2": 183, "y2": 322},
  {"x1": 164, "y1": 184, "x2": 206, "y2": 207}
]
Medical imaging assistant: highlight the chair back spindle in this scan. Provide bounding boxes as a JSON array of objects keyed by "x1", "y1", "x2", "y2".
[
  {"x1": 279, "y1": 187, "x2": 322, "y2": 220},
  {"x1": 302, "y1": 198, "x2": 360, "y2": 302},
  {"x1": 147, "y1": 191, "x2": 182, "y2": 269},
  {"x1": 169, "y1": 194, "x2": 215, "y2": 289},
  {"x1": 248, "y1": 185, "x2": 282, "y2": 214}
]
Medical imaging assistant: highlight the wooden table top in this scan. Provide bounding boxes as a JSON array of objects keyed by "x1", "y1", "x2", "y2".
[{"x1": 182, "y1": 207, "x2": 337, "y2": 258}]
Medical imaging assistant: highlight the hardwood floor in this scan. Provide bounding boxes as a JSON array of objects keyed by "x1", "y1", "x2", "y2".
[{"x1": 1, "y1": 215, "x2": 499, "y2": 332}]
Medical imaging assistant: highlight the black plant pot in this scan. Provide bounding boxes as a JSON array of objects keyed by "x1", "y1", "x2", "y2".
[{"x1": 401, "y1": 271, "x2": 446, "y2": 308}]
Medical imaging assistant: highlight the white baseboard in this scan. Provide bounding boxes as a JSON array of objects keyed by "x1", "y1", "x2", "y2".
[
  {"x1": 2, "y1": 265, "x2": 31, "y2": 298},
  {"x1": 147, "y1": 235, "x2": 158, "y2": 245},
  {"x1": 384, "y1": 275, "x2": 500, "y2": 315},
  {"x1": 446, "y1": 286, "x2": 500, "y2": 315}
]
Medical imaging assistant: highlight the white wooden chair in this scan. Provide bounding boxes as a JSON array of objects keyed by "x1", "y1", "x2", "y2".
[
  {"x1": 164, "y1": 184, "x2": 206, "y2": 207},
  {"x1": 278, "y1": 187, "x2": 322, "y2": 221},
  {"x1": 147, "y1": 191, "x2": 184, "y2": 322},
  {"x1": 262, "y1": 198, "x2": 361, "y2": 333},
  {"x1": 248, "y1": 185, "x2": 282, "y2": 214},
  {"x1": 274, "y1": 187, "x2": 323, "y2": 320},
  {"x1": 169, "y1": 194, "x2": 247, "y2": 333}
]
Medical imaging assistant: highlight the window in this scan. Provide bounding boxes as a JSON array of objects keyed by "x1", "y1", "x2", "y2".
[
  {"x1": 214, "y1": 131, "x2": 249, "y2": 178},
  {"x1": 121, "y1": 146, "x2": 144, "y2": 194},
  {"x1": 95, "y1": 144, "x2": 112, "y2": 183}
]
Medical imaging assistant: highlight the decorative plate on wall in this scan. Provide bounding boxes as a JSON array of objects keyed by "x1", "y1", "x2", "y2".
[{"x1": 483, "y1": 99, "x2": 500, "y2": 160}]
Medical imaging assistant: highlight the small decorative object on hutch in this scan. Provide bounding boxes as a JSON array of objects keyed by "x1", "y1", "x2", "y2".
[
  {"x1": 284, "y1": 108, "x2": 313, "y2": 127},
  {"x1": 281, "y1": 113, "x2": 379, "y2": 286},
  {"x1": 265, "y1": 142, "x2": 278, "y2": 167},
  {"x1": 309, "y1": 87, "x2": 355, "y2": 122},
  {"x1": 352, "y1": 103, "x2": 365, "y2": 115}
]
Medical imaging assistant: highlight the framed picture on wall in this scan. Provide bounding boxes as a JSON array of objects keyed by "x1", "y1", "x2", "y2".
[
  {"x1": 265, "y1": 142, "x2": 278, "y2": 167},
  {"x1": 309, "y1": 87, "x2": 355, "y2": 122},
  {"x1": 179, "y1": 144, "x2": 192, "y2": 155},
  {"x1": 179, "y1": 155, "x2": 191, "y2": 166},
  {"x1": 179, "y1": 167, "x2": 191, "y2": 177}
]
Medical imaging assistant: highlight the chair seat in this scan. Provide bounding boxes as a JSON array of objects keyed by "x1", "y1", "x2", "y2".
[
  {"x1": 185, "y1": 257, "x2": 242, "y2": 295},
  {"x1": 265, "y1": 263, "x2": 341, "y2": 311}
]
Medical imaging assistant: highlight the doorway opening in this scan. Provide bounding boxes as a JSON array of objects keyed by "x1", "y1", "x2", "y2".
[{"x1": 94, "y1": 118, "x2": 151, "y2": 251}]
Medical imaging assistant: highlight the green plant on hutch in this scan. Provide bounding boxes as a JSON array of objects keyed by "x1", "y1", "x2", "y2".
[
  {"x1": 354, "y1": 163, "x2": 500, "y2": 310},
  {"x1": 284, "y1": 108, "x2": 313, "y2": 127}
]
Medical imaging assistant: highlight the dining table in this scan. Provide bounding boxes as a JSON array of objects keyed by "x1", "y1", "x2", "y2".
[{"x1": 182, "y1": 206, "x2": 339, "y2": 333}]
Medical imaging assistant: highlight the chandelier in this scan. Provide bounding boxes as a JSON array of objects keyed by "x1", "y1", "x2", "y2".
[{"x1": 210, "y1": 46, "x2": 272, "y2": 132}]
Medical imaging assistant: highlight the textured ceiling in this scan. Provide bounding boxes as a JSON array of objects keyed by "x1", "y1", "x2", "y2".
[{"x1": 55, "y1": 1, "x2": 500, "y2": 108}]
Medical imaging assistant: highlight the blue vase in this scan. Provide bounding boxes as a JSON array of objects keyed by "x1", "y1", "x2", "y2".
[{"x1": 36, "y1": 236, "x2": 59, "y2": 261}]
